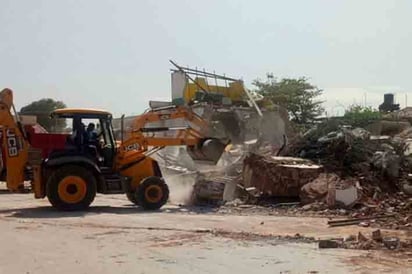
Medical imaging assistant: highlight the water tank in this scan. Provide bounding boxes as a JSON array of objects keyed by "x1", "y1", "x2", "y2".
[
  {"x1": 379, "y1": 93, "x2": 399, "y2": 112},
  {"x1": 383, "y1": 93, "x2": 395, "y2": 105}
]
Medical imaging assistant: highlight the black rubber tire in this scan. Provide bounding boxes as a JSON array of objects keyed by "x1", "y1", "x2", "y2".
[
  {"x1": 136, "y1": 176, "x2": 169, "y2": 210},
  {"x1": 46, "y1": 165, "x2": 97, "y2": 211},
  {"x1": 126, "y1": 191, "x2": 140, "y2": 206},
  {"x1": 0, "y1": 168, "x2": 6, "y2": 182}
]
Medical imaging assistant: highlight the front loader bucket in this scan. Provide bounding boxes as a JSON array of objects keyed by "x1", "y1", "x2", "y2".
[
  {"x1": 187, "y1": 138, "x2": 229, "y2": 165},
  {"x1": 210, "y1": 111, "x2": 244, "y2": 144}
]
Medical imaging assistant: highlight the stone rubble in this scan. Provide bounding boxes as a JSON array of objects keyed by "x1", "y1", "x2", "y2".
[
  {"x1": 319, "y1": 230, "x2": 411, "y2": 251},
  {"x1": 157, "y1": 121, "x2": 412, "y2": 252}
]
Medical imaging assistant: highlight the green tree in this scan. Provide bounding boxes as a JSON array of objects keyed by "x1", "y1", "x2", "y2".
[
  {"x1": 20, "y1": 98, "x2": 67, "y2": 132},
  {"x1": 343, "y1": 105, "x2": 381, "y2": 128},
  {"x1": 253, "y1": 76, "x2": 324, "y2": 125}
]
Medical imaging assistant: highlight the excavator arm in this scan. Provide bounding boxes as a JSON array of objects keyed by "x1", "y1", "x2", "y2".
[
  {"x1": 0, "y1": 88, "x2": 29, "y2": 191},
  {"x1": 118, "y1": 105, "x2": 229, "y2": 165}
]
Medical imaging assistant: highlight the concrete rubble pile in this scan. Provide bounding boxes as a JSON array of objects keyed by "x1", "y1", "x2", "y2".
[
  {"x1": 319, "y1": 229, "x2": 412, "y2": 251},
  {"x1": 287, "y1": 126, "x2": 411, "y2": 229},
  {"x1": 151, "y1": 94, "x2": 411, "y2": 233},
  {"x1": 232, "y1": 124, "x2": 411, "y2": 231}
]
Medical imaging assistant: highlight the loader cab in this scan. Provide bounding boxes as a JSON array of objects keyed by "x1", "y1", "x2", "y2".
[{"x1": 50, "y1": 108, "x2": 116, "y2": 167}]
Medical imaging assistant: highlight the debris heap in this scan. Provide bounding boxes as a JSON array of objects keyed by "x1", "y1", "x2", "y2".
[{"x1": 236, "y1": 125, "x2": 411, "y2": 231}]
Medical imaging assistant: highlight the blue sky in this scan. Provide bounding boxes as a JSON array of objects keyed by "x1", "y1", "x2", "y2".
[{"x1": 1, "y1": 0, "x2": 411, "y2": 117}]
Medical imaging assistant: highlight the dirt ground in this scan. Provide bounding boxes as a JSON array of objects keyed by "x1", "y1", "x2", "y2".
[{"x1": 0, "y1": 192, "x2": 411, "y2": 274}]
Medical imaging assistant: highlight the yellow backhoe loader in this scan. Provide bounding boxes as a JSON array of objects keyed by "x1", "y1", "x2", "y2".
[{"x1": 0, "y1": 88, "x2": 228, "y2": 210}]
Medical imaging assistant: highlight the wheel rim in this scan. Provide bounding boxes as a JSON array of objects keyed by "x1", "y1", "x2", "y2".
[
  {"x1": 144, "y1": 185, "x2": 163, "y2": 203},
  {"x1": 57, "y1": 176, "x2": 87, "y2": 204}
]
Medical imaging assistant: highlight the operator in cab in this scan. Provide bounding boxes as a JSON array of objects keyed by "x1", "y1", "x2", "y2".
[{"x1": 86, "y1": 123, "x2": 98, "y2": 146}]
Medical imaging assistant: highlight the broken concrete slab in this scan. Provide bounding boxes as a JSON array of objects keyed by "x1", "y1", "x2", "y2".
[
  {"x1": 300, "y1": 173, "x2": 337, "y2": 205},
  {"x1": 191, "y1": 173, "x2": 240, "y2": 205},
  {"x1": 326, "y1": 177, "x2": 360, "y2": 209},
  {"x1": 192, "y1": 179, "x2": 225, "y2": 205},
  {"x1": 367, "y1": 120, "x2": 411, "y2": 136},
  {"x1": 222, "y1": 179, "x2": 238, "y2": 202},
  {"x1": 243, "y1": 154, "x2": 322, "y2": 197},
  {"x1": 335, "y1": 185, "x2": 359, "y2": 208},
  {"x1": 371, "y1": 150, "x2": 401, "y2": 178},
  {"x1": 300, "y1": 173, "x2": 360, "y2": 208}
]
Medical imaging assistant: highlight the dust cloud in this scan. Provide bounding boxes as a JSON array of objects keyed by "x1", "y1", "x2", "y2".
[{"x1": 164, "y1": 172, "x2": 197, "y2": 205}]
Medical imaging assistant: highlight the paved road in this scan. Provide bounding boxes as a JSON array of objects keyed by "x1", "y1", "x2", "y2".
[{"x1": 0, "y1": 193, "x2": 410, "y2": 274}]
